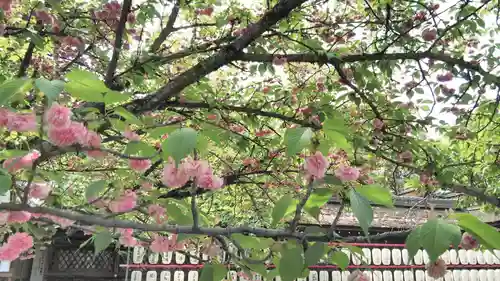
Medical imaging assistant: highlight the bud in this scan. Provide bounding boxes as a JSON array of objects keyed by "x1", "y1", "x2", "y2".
[
  {"x1": 426, "y1": 258, "x2": 447, "y2": 278},
  {"x1": 460, "y1": 232, "x2": 479, "y2": 250}
]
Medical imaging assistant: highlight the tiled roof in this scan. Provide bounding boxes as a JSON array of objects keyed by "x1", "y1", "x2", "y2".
[{"x1": 301, "y1": 200, "x2": 500, "y2": 229}]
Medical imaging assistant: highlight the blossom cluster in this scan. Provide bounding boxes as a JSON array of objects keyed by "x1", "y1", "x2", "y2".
[
  {"x1": 162, "y1": 157, "x2": 224, "y2": 189},
  {"x1": 304, "y1": 151, "x2": 362, "y2": 182},
  {"x1": 0, "y1": 233, "x2": 34, "y2": 261}
]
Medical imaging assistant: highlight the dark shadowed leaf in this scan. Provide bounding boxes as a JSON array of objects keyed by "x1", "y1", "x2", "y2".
[
  {"x1": 279, "y1": 246, "x2": 304, "y2": 281},
  {"x1": 420, "y1": 218, "x2": 461, "y2": 261},
  {"x1": 304, "y1": 242, "x2": 327, "y2": 267},
  {"x1": 94, "y1": 230, "x2": 113, "y2": 255},
  {"x1": 330, "y1": 251, "x2": 349, "y2": 270}
]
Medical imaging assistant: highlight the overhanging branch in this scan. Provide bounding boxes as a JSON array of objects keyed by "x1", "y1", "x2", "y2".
[{"x1": 123, "y1": 0, "x2": 309, "y2": 114}]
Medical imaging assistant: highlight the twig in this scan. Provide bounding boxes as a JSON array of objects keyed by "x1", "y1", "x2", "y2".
[
  {"x1": 104, "y1": 0, "x2": 133, "y2": 85},
  {"x1": 150, "y1": 0, "x2": 180, "y2": 52},
  {"x1": 289, "y1": 180, "x2": 314, "y2": 232}
]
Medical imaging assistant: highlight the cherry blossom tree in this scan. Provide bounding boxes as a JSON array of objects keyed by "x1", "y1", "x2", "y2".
[{"x1": 0, "y1": 0, "x2": 499, "y2": 279}]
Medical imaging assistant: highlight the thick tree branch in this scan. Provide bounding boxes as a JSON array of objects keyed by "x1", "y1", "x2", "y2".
[
  {"x1": 123, "y1": 0, "x2": 308, "y2": 114},
  {"x1": 0, "y1": 203, "x2": 409, "y2": 243},
  {"x1": 236, "y1": 52, "x2": 499, "y2": 86}
]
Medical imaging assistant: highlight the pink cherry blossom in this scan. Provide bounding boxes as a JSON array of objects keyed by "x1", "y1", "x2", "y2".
[
  {"x1": 426, "y1": 258, "x2": 447, "y2": 278},
  {"x1": 460, "y1": 232, "x2": 479, "y2": 250},
  {"x1": 0, "y1": 244, "x2": 21, "y2": 261},
  {"x1": 335, "y1": 165, "x2": 360, "y2": 181},
  {"x1": 304, "y1": 151, "x2": 329, "y2": 179},
  {"x1": 2, "y1": 157, "x2": 25, "y2": 173},
  {"x1": 148, "y1": 204, "x2": 166, "y2": 223},
  {"x1": 44, "y1": 103, "x2": 72, "y2": 128},
  {"x1": 373, "y1": 118, "x2": 384, "y2": 130},
  {"x1": 150, "y1": 234, "x2": 172, "y2": 253},
  {"x1": 129, "y1": 159, "x2": 151, "y2": 172},
  {"x1": 196, "y1": 173, "x2": 224, "y2": 190},
  {"x1": 118, "y1": 228, "x2": 137, "y2": 247},
  {"x1": 0, "y1": 232, "x2": 34, "y2": 261},
  {"x1": 123, "y1": 128, "x2": 140, "y2": 141},
  {"x1": 48, "y1": 122, "x2": 87, "y2": 147},
  {"x1": 7, "y1": 232, "x2": 33, "y2": 253},
  {"x1": 42, "y1": 214, "x2": 75, "y2": 228},
  {"x1": 181, "y1": 158, "x2": 210, "y2": 178},
  {"x1": 149, "y1": 234, "x2": 184, "y2": 253},
  {"x1": 0, "y1": 107, "x2": 11, "y2": 127},
  {"x1": 7, "y1": 111, "x2": 37, "y2": 132},
  {"x1": 0, "y1": 212, "x2": 8, "y2": 225},
  {"x1": 81, "y1": 130, "x2": 106, "y2": 158},
  {"x1": 3, "y1": 150, "x2": 41, "y2": 173},
  {"x1": 29, "y1": 182, "x2": 51, "y2": 199},
  {"x1": 108, "y1": 190, "x2": 137, "y2": 213},
  {"x1": 162, "y1": 159, "x2": 189, "y2": 188},
  {"x1": 7, "y1": 211, "x2": 32, "y2": 224}
]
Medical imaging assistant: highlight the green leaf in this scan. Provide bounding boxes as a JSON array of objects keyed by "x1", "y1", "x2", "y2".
[
  {"x1": 454, "y1": 213, "x2": 500, "y2": 250},
  {"x1": 348, "y1": 189, "x2": 373, "y2": 236},
  {"x1": 304, "y1": 242, "x2": 326, "y2": 267},
  {"x1": 0, "y1": 169, "x2": 12, "y2": 195},
  {"x1": 420, "y1": 218, "x2": 461, "y2": 261},
  {"x1": 113, "y1": 107, "x2": 143, "y2": 125},
  {"x1": 85, "y1": 180, "x2": 107, "y2": 201},
  {"x1": 162, "y1": 128, "x2": 198, "y2": 164},
  {"x1": 212, "y1": 264, "x2": 228, "y2": 281},
  {"x1": 323, "y1": 115, "x2": 348, "y2": 135},
  {"x1": 0, "y1": 150, "x2": 28, "y2": 160},
  {"x1": 104, "y1": 90, "x2": 131, "y2": 104},
  {"x1": 124, "y1": 141, "x2": 157, "y2": 157},
  {"x1": 272, "y1": 195, "x2": 294, "y2": 226},
  {"x1": 231, "y1": 234, "x2": 273, "y2": 250},
  {"x1": 405, "y1": 226, "x2": 422, "y2": 263},
  {"x1": 324, "y1": 175, "x2": 343, "y2": 186},
  {"x1": 303, "y1": 39, "x2": 324, "y2": 50},
  {"x1": 94, "y1": 230, "x2": 113, "y2": 255},
  {"x1": 330, "y1": 251, "x2": 349, "y2": 270},
  {"x1": 165, "y1": 201, "x2": 192, "y2": 225},
  {"x1": 200, "y1": 263, "x2": 227, "y2": 281},
  {"x1": 279, "y1": 246, "x2": 304, "y2": 281},
  {"x1": 304, "y1": 188, "x2": 332, "y2": 219},
  {"x1": 325, "y1": 130, "x2": 352, "y2": 152},
  {"x1": 65, "y1": 70, "x2": 106, "y2": 102},
  {"x1": 355, "y1": 184, "x2": 394, "y2": 207},
  {"x1": 283, "y1": 127, "x2": 313, "y2": 156},
  {"x1": 147, "y1": 126, "x2": 177, "y2": 139},
  {"x1": 34, "y1": 78, "x2": 65, "y2": 103},
  {"x1": 0, "y1": 78, "x2": 32, "y2": 106}
]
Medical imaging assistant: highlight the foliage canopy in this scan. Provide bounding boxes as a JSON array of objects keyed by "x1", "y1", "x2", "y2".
[{"x1": 0, "y1": 0, "x2": 500, "y2": 279}]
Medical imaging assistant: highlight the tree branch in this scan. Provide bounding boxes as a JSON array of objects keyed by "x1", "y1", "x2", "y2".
[
  {"x1": 0, "y1": 203, "x2": 410, "y2": 243},
  {"x1": 104, "y1": 0, "x2": 132, "y2": 85},
  {"x1": 149, "y1": 1, "x2": 180, "y2": 53},
  {"x1": 236, "y1": 52, "x2": 499, "y2": 86},
  {"x1": 123, "y1": 0, "x2": 308, "y2": 114}
]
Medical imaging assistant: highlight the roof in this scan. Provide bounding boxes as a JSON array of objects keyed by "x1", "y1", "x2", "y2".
[{"x1": 301, "y1": 196, "x2": 500, "y2": 229}]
